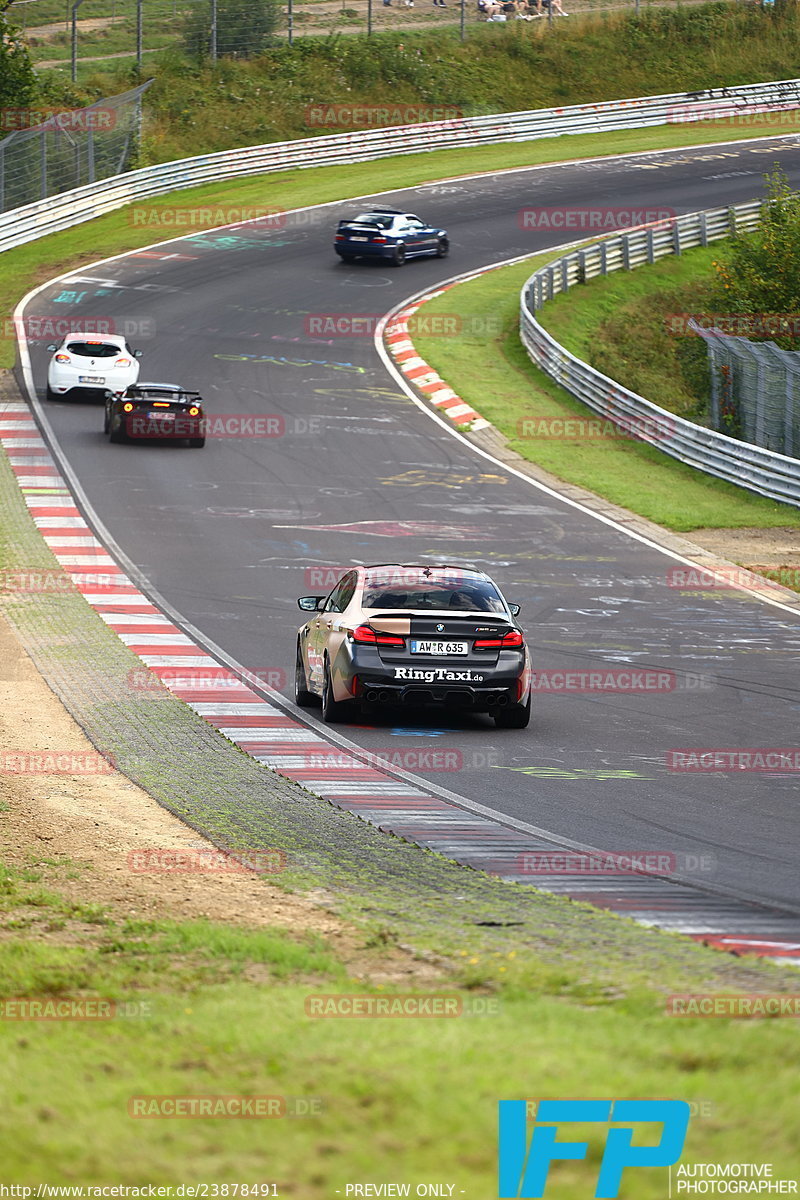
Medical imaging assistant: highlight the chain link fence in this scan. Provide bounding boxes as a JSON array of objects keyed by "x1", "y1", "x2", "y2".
[
  {"x1": 0, "y1": 83, "x2": 151, "y2": 213},
  {"x1": 692, "y1": 322, "x2": 800, "y2": 458},
  {"x1": 9, "y1": 0, "x2": 759, "y2": 74}
]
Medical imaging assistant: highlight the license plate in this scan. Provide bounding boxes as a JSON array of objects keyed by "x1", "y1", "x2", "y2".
[
  {"x1": 410, "y1": 640, "x2": 468, "y2": 656},
  {"x1": 79, "y1": 375, "x2": 105, "y2": 383},
  {"x1": 149, "y1": 411, "x2": 175, "y2": 419},
  {"x1": 349, "y1": 236, "x2": 368, "y2": 242}
]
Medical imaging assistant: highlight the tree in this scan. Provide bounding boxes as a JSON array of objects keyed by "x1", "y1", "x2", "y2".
[
  {"x1": 712, "y1": 168, "x2": 800, "y2": 348},
  {"x1": 0, "y1": 11, "x2": 36, "y2": 113}
]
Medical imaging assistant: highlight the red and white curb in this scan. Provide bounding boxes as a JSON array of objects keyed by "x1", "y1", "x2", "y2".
[
  {"x1": 3, "y1": 400, "x2": 800, "y2": 965},
  {"x1": 385, "y1": 291, "x2": 490, "y2": 430}
]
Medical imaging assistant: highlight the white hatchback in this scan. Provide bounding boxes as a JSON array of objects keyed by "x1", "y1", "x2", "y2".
[{"x1": 46, "y1": 332, "x2": 142, "y2": 401}]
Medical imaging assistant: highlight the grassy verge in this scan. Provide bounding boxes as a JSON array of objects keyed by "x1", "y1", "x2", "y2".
[
  {"x1": 412, "y1": 253, "x2": 800, "y2": 531},
  {"x1": 5, "y1": 112, "x2": 800, "y2": 372},
  {"x1": 2, "y1": 853, "x2": 800, "y2": 1187},
  {"x1": 27, "y1": 2, "x2": 800, "y2": 161},
  {"x1": 536, "y1": 242, "x2": 720, "y2": 424}
]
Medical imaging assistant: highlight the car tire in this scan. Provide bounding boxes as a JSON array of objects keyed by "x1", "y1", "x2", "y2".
[
  {"x1": 108, "y1": 418, "x2": 126, "y2": 444},
  {"x1": 339, "y1": 254, "x2": 356, "y2": 263},
  {"x1": 435, "y1": 237, "x2": 449, "y2": 258},
  {"x1": 46, "y1": 385, "x2": 62, "y2": 402},
  {"x1": 494, "y1": 695, "x2": 531, "y2": 729},
  {"x1": 187, "y1": 437, "x2": 206, "y2": 448},
  {"x1": 321, "y1": 657, "x2": 350, "y2": 723},
  {"x1": 390, "y1": 245, "x2": 406, "y2": 267},
  {"x1": 103, "y1": 409, "x2": 110, "y2": 434},
  {"x1": 294, "y1": 644, "x2": 317, "y2": 707}
]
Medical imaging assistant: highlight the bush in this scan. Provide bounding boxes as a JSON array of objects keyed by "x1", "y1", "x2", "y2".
[{"x1": 712, "y1": 169, "x2": 800, "y2": 349}]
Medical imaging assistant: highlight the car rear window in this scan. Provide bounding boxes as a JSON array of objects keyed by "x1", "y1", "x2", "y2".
[
  {"x1": 362, "y1": 572, "x2": 507, "y2": 613},
  {"x1": 348, "y1": 214, "x2": 394, "y2": 228},
  {"x1": 66, "y1": 341, "x2": 121, "y2": 358}
]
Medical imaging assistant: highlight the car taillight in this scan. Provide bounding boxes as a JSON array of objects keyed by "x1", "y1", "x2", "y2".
[
  {"x1": 335, "y1": 234, "x2": 344, "y2": 241},
  {"x1": 189, "y1": 406, "x2": 200, "y2": 416},
  {"x1": 350, "y1": 624, "x2": 405, "y2": 648},
  {"x1": 54, "y1": 354, "x2": 70, "y2": 363},
  {"x1": 151, "y1": 401, "x2": 170, "y2": 407},
  {"x1": 372, "y1": 237, "x2": 387, "y2": 243},
  {"x1": 474, "y1": 630, "x2": 524, "y2": 650},
  {"x1": 123, "y1": 402, "x2": 134, "y2": 412},
  {"x1": 114, "y1": 357, "x2": 131, "y2": 367}
]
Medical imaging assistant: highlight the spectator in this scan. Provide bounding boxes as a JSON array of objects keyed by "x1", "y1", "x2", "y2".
[{"x1": 535, "y1": 0, "x2": 569, "y2": 14}]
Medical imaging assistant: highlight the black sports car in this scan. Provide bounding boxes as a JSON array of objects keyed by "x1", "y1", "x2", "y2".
[
  {"x1": 295, "y1": 564, "x2": 531, "y2": 727},
  {"x1": 334, "y1": 207, "x2": 449, "y2": 266},
  {"x1": 104, "y1": 383, "x2": 205, "y2": 446}
]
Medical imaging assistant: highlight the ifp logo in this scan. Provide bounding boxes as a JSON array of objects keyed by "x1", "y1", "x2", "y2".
[{"x1": 498, "y1": 1099, "x2": 690, "y2": 1197}]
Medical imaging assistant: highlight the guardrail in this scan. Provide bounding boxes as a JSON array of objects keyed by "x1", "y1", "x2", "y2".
[
  {"x1": 2, "y1": 76, "x2": 800, "y2": 255},
  {"x1": 519, "y1": 200, "x2": 800, "y2": 507}
]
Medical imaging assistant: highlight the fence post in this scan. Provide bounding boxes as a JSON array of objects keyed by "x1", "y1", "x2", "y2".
[
  {"x1": 287, "y1": 0, "x2": 293, "y2": 44},
  {"x1": 0, "y1": 144, "x2": 4, "y2": 215},
  {"x1": 40, "y1": 132, "x2": 47, "y2": 199},
  {"x1": 136, "y1": 0, "x2": 143, "y2": 67},
  {"x1": 71, "y1": 0, "x2": 85, "y2": 81},
  {"x1": 87, "y1": 128, "x2": 95, "y2": 183},
  {"x1": 211, "y1": 0, "x2": 217, "y2": 58}
]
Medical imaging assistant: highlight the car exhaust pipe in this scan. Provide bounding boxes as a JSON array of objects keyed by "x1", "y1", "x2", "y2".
[
  {"x1": 365, "y1": 689, "x2": 379, "y2": 703},
  {"x1": 496, "y1": 694, "x2": 510, "y2": 707},
  {"x1": 378, "y1": 690, "x2": 393, "y2": 703}
]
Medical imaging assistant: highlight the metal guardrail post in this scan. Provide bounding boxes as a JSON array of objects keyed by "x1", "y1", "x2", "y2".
[{"x1": 136, "y1": 0, "x2": 143, "y2": 67}]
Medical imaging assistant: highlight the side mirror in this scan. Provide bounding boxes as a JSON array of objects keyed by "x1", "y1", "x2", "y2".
[
  {"x1": 508, "y1": 603, "x2": 521, "y2": 616},
  {"x1": 46, "y1": 344, "x2": 57, "y2": 352},
  {"x1": 297, "y1": 596, "x2": 324, "y2": 612},
  {"x1": 103, "y1": 390, "x2": 113, "y2": 400},
  {"x1": 133, "y1": 349, "x2": 143, "y2": 358}
]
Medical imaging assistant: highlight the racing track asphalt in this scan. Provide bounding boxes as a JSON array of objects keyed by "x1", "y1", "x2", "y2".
[{"x1": 19, "y1": 135, "x2": 800, "y2": 914}]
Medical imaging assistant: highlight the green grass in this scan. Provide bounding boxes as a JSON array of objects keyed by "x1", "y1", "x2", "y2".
[
  {"x1": 1, "y1": 853, "x2": 799, "y2": 1188},
  {"x1": 413, "y1": 253, "x2": 800, "y2": 531},
  {"x1": 537, "y1": 243, "x2": 722, "y2": 423}
]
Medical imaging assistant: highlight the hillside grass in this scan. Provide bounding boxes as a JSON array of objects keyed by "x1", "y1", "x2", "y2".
[{"x1": 26, "y1": 1, "x2": 800, "y2": 161}]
